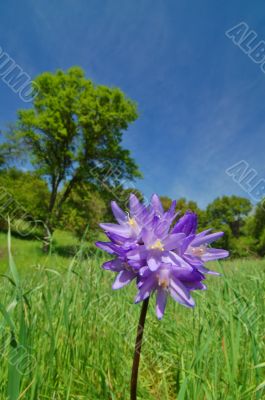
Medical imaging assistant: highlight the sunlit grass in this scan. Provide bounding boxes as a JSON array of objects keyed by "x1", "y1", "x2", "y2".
[
  {"x1": 0, "y1": 230, "x2": 81, "y2": 274},
  {"x1": 0, "y1": 232, "x2": 265, "y2": 399}
]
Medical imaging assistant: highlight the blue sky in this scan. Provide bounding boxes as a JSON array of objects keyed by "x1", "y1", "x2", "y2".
[{"x1": 0, "y1": 0, "x2": 265, "y2": 208}]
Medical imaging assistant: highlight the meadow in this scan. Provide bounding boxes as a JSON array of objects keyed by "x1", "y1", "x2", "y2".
[{"x1": 0, "y1": 231, "x2": 265, "y2": 400}]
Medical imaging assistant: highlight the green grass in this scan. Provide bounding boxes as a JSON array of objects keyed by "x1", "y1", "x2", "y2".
[
  {"x1": 0, "y1": 232, "x2": 265, "y2": 399},
  {"x1": 0, "y1": 230, "x2": 88, "y2": 273}
]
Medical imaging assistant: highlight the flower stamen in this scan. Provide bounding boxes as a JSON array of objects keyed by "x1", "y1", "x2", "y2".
[
  {"x1": 191, "y1": 245, "x2": 207, "y2": 257},
  {"x1": 128, "y1": 217, "x2": 138, "y2": 229},
  {"x1": 158, "y1": 278, "x2": 169, "y2": 289},
  {"x1": 150, "y1": 239, "x2": 164, "y2": 251}
]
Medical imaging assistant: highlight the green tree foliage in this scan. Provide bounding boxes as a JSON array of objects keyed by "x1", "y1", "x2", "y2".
[
  {"x1": 251, "y1": 200, "x2": 265, "y2": 239},
  {"x1": 160, "y1": 196, "x2": 173, "y2": 211},
  {"x1": 250, "y1": 200, "x2": 265, "y2": 256},
  {"x1": 0, "y1": 168, "x2": 49, "y2": 219},
  {"x1": 60, "y1": 183, "x2": 107, "y2": 238},
  {"x1": 206, "y1": 195, "x2": 252, "y2": 237},
  {"x1": 160, "y1": 196, "x2": 201, "y2": 214},
  {"x1": 0, "y1": 154, "x2": 4, "y2": 167},
  {"x1": 0, "y1": 168, "x2": 49, "y2": 234},
  {"x1": 256, "y1": 228, "x2": 265, "y2": 256},
  {"x1": 206, "y1": 195, "x2": 252, "y2": 256},
  {"x1": 1, "y1": 67, "x2": 141, "y2": 237}
]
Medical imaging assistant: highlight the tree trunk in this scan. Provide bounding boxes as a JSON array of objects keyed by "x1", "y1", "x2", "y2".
[
  {"x1": 42, "y1": 179, "x2": 58, "y2": 253},
  {"x1": 42, "y1": 222, "x2": 53, "y2": 253},
  {"x1": 42, "y1": 173, "x2": 79, "y2": 252},
  {"x1": 55, "y1": 173, "x2": 79, "y2": 219}
]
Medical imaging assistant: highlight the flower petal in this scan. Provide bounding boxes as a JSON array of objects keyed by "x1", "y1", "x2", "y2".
[
  {"x1": 183, "y1": 254, "x2": 204, "y2": 268},
  {"x1": 191, "y1": 232, "x2": 224, "y2": 247},
  {"x1": 201, "y1": 248, "x2": 229, "y2": 262},
  {"x1": 111, "y1": 201, "x2": 127, "y2": 224},
  {"x1": 142, "y1": 228, "x2": 156, "y2": 247},
  {"x1": 135, "y1": 276, "x2": 156, "y2": 302},
  {"x1": 129, "y1": 194, "x2": 145, "y2": 218},
  {"x1": 195, "y1": 264, "x2": 220, "y2": 275},
  {"x1": 95, "y1": 241, "x2": 123, "y2": 255},
  {"x1": 154, "y1": 220, "x2": 170, "y2": 238},
  {"x1": 194, "y1": 229, "x2": 212, "y2": 238},
  {"x1": 171, "y1": 265, "x2": 202, "y2": 281},
  {"x1": 156, "y1": 289, "x2": 168, "y2": 319},
  {"x1": 180, "y1": 235, "x2": 196, "y2": 254},
  {"x1": 99, "y1": 223, "x2": 131, "y2": 237},
  {"x1": 150, "y1": 193, "x2": 164, "y2": 216},
  {"x1": 162, "y1": 251, "x2": 193, "y2": 270},
  {"x1": 112, "y1": 270, "x2": 136, "y2": 290},
  {"x1": 102, "y1": 259, "x2": 123, "y2": 271},
  {"x1": 127, "y1": 246, "x2": 147, "y2": 261},
  {"x1": 169, "y1": 278, "x2": 195, "y2": 307},
  {"x1": 147, "y1": 250, "x2": 161, "y2": 271},
  {"x1": 172, "y1": 211, "x2": 197, "y2": 235},
  {"x1": 163, "y1": 233, "x2": 185, "y2": 251}
]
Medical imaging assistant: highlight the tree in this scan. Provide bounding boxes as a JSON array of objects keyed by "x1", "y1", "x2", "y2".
[
  {"x1": 0, "y1": 143, "x2": 11, "y2": 168},
  {"x1": 0, "y1": 168, "x2": 49, "y2": 236},
  {"x1": 251, "y1": 200, "x2": 265, "y2": 239},
  {"x1": 206, "y1": 195, "x2": 252, "y2": 237},
  {"x1": 249, "y1": 199, "x2": 265, "y2": 256},
  {"x1": 160, "y1": 196, "x2": 173, "y2": 211},
  {"x1": 60, "y1": 183, "x2": 107, "y2": 238},
  {"x1": 159, "y1": 196, "x2": 202, "y2": 215},
  {"x1": 1, "y1": 67, "x2": 141, "y2": 246},
  {"x1": 0, "y1": 154, "x2": 4, "y2": 168}
]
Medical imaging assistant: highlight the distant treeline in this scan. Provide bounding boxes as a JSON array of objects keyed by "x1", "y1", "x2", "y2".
[{"x1": 0, "y1": 168, "x2": 264, "y2": 258}]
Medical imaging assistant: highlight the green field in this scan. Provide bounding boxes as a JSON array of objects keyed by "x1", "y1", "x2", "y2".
[{"x1": 0, "y1": 232, "x2": 265, "y2": 399}]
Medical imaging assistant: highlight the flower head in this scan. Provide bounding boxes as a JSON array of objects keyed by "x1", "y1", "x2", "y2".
[{"x1": 96, "y1": 194, "x2": 229, "y2": 319}]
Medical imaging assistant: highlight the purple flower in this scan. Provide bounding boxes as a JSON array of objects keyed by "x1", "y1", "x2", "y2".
[
  {"x1": 172, "y1": 211, "x2": 229, "y2": 275},
  {"x1": 95, "y1": 241, "x2": 140, "y2": 289},
  {"x1": 96, "y1": 194, "x2": 229, "y2": 319},
  {"x1": 99, "y1": 194, "x2": 154, "y2": 246},
  {"x1": 136, "y1": 264, "x2": 206, "y2": 319}
]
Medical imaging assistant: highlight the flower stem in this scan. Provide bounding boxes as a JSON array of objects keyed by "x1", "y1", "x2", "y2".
[{"x1": 130, "y1": 297, "x2": 150, "y2": 400}]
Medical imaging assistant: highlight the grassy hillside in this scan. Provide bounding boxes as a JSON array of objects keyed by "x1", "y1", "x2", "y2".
[{"x1": 0, "y1": 232, "x2": 265, "y2": 399}]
